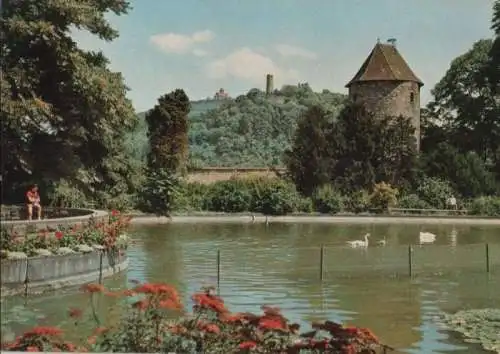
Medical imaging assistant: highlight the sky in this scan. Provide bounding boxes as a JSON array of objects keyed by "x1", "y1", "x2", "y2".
[{"x1": 73, "y1": 0, "x2": 496, "y2": 112}]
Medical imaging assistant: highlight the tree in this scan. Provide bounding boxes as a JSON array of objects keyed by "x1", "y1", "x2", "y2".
[
  {"x1": 427, "y1": 39, "x2": 499, "y2": 163},
  {"x1": 284, "y1": 105, "x2": 335, "y2": 196},
  {"x1": 489, "y1": 0, "x2": 500, "y2": 93},
  {"x1": 141, "y1": 90, "x2": 190, "y2": 216},
  {"x1": 420, "y1": 142, "x2": 497, "y2": 197},
  {"x1": 331, "y1": 104, "x2": 418, "y2": 192},
  {"x1": 145, "y1": 89, "x2": 190, "y2": 173},
  {"x1": 1, "y1": 0, "x2": 137, "y2": 207}
]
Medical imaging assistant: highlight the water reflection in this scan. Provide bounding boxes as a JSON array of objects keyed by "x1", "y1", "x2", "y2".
[{"x1": 2, "y1": 223, "x2": 499, "y2": 354}]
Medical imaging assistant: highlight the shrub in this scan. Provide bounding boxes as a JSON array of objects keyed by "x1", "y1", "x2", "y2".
[
  {"x1": 174, "y1": 182, "x2": 210, "y2": 211},
  {"x1": 398, "y1": 194, "x2": 431, "y2": 209},
  {"x1": 416, "y1": 177, "x2": 456, "y2": 209},
  {"x1": 342, "y1": 190, "x2": 370, "y2": 214},
  {"x1": 251, "y1": 179, "x2": 301, "y2": 215},
  {"x1": 1, "y1": 283, "x2": 388, "y2": 353},
  {"x1": 312, "y1": 185, "x2": 344, "y2": 214},
  {"x1": 368, "y1": 182, "x2": 398, "y2": 212},
  {"x1": 469, "y1": 196, "x2": 500, "y2": 216},
  {"x1": 205, "y1": 179, "x2": 253, "y2": 213},
  {"x1": 296, "y1": 196, "x2": 314, "y2": 213},
  {"x1": 139, "y1": 168, "x2": 179, "y2": 216}
]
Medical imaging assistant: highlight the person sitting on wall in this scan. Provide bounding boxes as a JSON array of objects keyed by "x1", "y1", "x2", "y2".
[{"x1": 26, "y1": 184, "x2": 42, "y2": 220}]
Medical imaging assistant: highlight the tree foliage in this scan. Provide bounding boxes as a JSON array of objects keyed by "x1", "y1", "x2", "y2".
[
  {"x1": 140, "y1": 90, "x2": 190, "y2": 216},
  {"x1": 187, "y1": 84, "x2": 346, "y2": 167},
  {"x1": 427, "y1": 39, "x2": 499, "y2": 163},
  {"x1": 283, "y1": 105, "x2": 335, "y2": 196},
  {"x1": 145, "y1": 89, "x2": 190, "y2": 173},
  {"x1": 489, "y1": 0, "x2": 500, "y2": 93},
  {"x1": 287, "y1": 103, "x2": 418, "y2": 195},
  {"x1": 1, "y1": 0, "x2": 137, "y2": 206}
]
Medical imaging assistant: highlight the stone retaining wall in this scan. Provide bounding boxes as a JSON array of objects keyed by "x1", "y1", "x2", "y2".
[
  {"x1": 1, "y1": 250, "x2": 128, "y2": 297},
  {"x1": 0, "y1": 207, "x2": 108, "y2": 233}
]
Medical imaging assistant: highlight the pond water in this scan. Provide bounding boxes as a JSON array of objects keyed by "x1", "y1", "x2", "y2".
[{"x1": 2, "y1": 222, "x2": 500, "y2": 353}]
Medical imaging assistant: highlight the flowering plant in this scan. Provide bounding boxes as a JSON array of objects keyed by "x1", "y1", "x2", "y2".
[
  {"x1": 1, "y1": 282, "x2": 392, "y2": 353},
  {"x1": 0, "y1": 210, "x2": 131, "y2": 257}
]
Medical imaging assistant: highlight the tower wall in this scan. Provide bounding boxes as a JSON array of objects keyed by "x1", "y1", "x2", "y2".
[
  {"x1": 266, "y1": 74, "x2": 274, "y2": 95},
  {"x1": 349, "y1": 81, "x2": 421, "y2": 151}
]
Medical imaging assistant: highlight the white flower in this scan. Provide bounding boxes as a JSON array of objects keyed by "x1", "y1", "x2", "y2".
[
  {"x1": 74, "y1": 244, "x2": 93, "y2": 253},
  {"x1": 7, "y1": 251, "x2": 28, "y2": 260},
  {"x1": 56, "y1": 247, "x2": 75, "y2": 255},
  {"x1": 34, "y1": 249, "x2": 52, "y2": 256}
]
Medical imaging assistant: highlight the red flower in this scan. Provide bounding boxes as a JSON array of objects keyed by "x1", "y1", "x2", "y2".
[
  {"x1": 258, "y1": 318, "x2": 285, "y2": 330},
  {"x1": 81, "y1": 283, "x2": 104, "y2": 293},
  {"x1": 55, "y1": 231, "x2": 63, "y2": 240},
  {"x1": 122, "y1": 289, "x2": 136, "y2": 297},
  {"x1": 192, "y1": 292, "x2": 228, "y2": 314},
  {"x1": 93, "y1": 327, "x2": 109, "y2": 336},
  {"x1": 68, "y1": 308, "x2": 82, "y2": 318},
  {"x1": 202, "y1": 323, "x2": 220, "y2": 334},
  {"x1": 23, "y1": 326, "x2": 63, "y2": 337},
  {"x1": 159, "y1": 299, "x2": 183, "y2": 310},
  {"x1": 239, "y1": 341, "x2": 257, "y2": 349},
  {"x1": 64, "y1": 342, "x2": 76, "y2": 352},
  {"x1": 111, "y1": 210, "x2": 119, "y2": 216},
  {"x1": 26, "y1": 346, "x2": 39, "y2": 352}
]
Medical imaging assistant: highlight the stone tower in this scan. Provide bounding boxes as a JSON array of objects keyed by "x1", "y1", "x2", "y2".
[
  {"x1": 345, "y1": 40, "x2": 423, "y2": 151},
  {"x1": 266, "y1": 74, "x2": 274, "y2": 95}
]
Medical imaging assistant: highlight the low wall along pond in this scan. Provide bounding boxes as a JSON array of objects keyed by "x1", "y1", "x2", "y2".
[
  {"x1": 1, "y1": 249, "x2": 128, "y2": 297},
  {"x1": 0, "y1": 207, "x2": 129, "y2": 297}
]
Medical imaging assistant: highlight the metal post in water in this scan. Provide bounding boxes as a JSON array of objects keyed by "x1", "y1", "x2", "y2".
[
  {"x1": 320, "y1": 245, "x2": 325, "y2": 281},
  {"x1": 486, "y1": 243, "x2": 490, "y2": 273},
  {"x1": 408, "y1": 245, "x2": 413, "y2": 278},
  {"x1": 98, "y1": 252, "x2": 103, "y2": 284},
  {"x1": 24, "y1": 258, "x2": 30, "y2": 297},
  {"x1": 216, "y1": 249, "x2": 221, "y2": 294}
]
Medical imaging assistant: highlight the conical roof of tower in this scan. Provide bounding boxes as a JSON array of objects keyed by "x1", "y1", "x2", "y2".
[{"x1": 345, "y1": 42, "x2": 423, "y2": 88}]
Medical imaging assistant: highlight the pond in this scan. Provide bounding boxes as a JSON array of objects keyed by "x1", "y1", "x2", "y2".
[{"x1": 2, "y1": 222, "x2": 500, "y2": 353}]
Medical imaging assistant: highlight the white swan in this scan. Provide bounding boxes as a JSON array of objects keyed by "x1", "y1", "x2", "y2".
[
  {"x1": 376, "y1": 237, "x2": 387, "y2": 246},
  {"x1": 347, "y1": 233, "x2": 370, "y2": 248},
  {"x1": 419, "y1": 231, "x2": 436, "y2": 244}
]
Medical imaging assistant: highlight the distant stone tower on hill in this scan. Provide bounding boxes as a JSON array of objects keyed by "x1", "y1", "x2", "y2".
[
  {"x1": 345, "y1": 39, "x2": 423, "y2": 151},
  {"x1": 266, "y1": 74, "x2": 274, "y2": 95}
]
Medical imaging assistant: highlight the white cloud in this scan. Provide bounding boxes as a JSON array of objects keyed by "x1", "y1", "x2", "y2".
[
  {"x1": 205, "y1": 47, "x2": 299, "y2": 84},
  {"x1": 149, "y1": 30, "x2": 215, "y2": 55},
  {"x1": 275, "y1": 44, "x2": 317, "y2": 60},
  {"x1": 192, "y1": 49, "x2": 209, "y2": 57}
]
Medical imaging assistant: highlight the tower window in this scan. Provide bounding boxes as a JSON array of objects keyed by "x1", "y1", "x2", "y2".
[
  {"x1": 352, "y1": 94, "x2": 358, "y2": 102},
  {"x1": 410, "y1": 92, "x2": 415, "y2": 104}
]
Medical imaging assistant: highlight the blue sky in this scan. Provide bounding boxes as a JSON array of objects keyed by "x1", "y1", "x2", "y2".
[{"x1": 73, "y1": 0, "x2": 495, "y2": 112}]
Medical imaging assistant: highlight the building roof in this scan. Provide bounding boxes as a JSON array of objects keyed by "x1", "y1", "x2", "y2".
[{"x1": 346, "y1": 42, "x2": 423, "y2": 88}]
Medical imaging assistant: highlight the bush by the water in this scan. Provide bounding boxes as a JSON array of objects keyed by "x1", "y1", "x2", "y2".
[
  {"x1": 199, "y1": 177, "x2": 303, "y2": 215},
  {"x1": 1, "y1": 283, "x2": 389, "y2": 353},
  {"x1": 368, "y1": 183, "x2": 398, "y2": 212},
  {"x1": 312, "y1": 185, "x2": 344, "y2": 214},
  {"x1": 171, "y1": 178, "x2": 500, "y2": 216},
  {"x1": 468, "y1": 196, "x2": 500, "y2": 216}
]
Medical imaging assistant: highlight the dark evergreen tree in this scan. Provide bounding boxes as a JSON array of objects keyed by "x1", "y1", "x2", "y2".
[
  {"x1": 141, "y1": 89, "x2": 190, "y2": 216},
  {"x1": 284, "y1": 105, "x2": 335, "y2": 196},
  {"x1": 146, "y1": 89, "x2": 190, "y2": 173}
]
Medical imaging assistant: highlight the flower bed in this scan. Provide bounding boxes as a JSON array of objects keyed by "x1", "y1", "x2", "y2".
[
  {"x1": 1, "y1": 283, "x2": 393, "y2": 353},
  {"x1": 0, "y1": 211, "x2": 131, "y2": 259}
]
